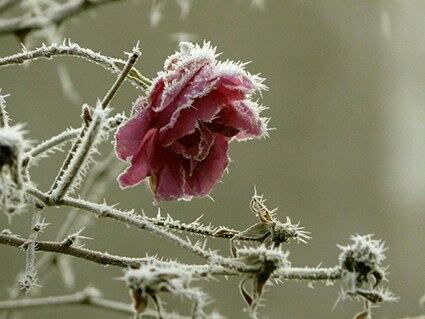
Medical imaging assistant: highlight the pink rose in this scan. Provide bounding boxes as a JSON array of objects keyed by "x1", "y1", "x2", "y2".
[{"x1": 115, "y1": 42, "x2": 268, "y2": 201}]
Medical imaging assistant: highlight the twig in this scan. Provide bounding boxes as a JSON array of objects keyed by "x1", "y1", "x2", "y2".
[
  {"x1": 48, "y1": 45, "x2": 140, "y2": 202},
  {"x1": 27, "y1": 113, "x2": 125, "y2": 159},
  {"x1": 0, "y1": 287, "x2": 183, "y2": 318},
  {"x1": 18, "y1": 209, "x2": 43, "y2": 292},
  {"x1": 100, "y1": 44, "x2": 141, "y2": 108},
  {"x1": 0, "y1": 0, "x2": 138, "y2": 38},
  {"x1": 0, "y1": 42, "x2": 151, "y2": 89},
  {"x1": 0, "y1": 230, "x2": 149, "y2": 268},
  {"x1": 49, "y1": 106, "x2": 107, "y2": 201},
  {"x1": 0, "y1": 230, "x2": 343, "y2": 282},
  {"x1": 26, "y1": 185, "x2": 289, "y2": 247},
  {"x1": 28, "y1": 187, "x2": 223, "y2": 260}
]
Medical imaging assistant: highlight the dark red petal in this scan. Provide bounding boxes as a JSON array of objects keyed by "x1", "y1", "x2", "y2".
[
  {"x1": 149, "y1": 78, "x2": 165, "y2": 109},
  {"x1": 154, "y1": 60, "x2": 215, "y2": 113},
  {"x1": 117, "y1": 128, "x2": 158, "y2": 188},
  {"x1": 159, "y1": 90, "x2": 224, "y2": 146},
  {"x1": 186, "y1": 134, "x2": 229, "y2": 197},
  {"x1": 154, "y1": 158, "x2": 187, "y2": 201},
  {"x1": 115, "y1": 108, "x2": 155, "y2": 161},
  {"x1": 170, "y1": 124, "x2": 215, "y2": 161},
  {"x1": 216, "y1": 100, "x2": 264, "y2": 140}
]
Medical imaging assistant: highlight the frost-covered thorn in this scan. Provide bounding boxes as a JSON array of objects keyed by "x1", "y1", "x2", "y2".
[
  {"x1": 61, "y1": 227, "x2": 93, "y2": 247},
  {"x1": 32, "y1": 218, "x2": 50, "y2": 233}
]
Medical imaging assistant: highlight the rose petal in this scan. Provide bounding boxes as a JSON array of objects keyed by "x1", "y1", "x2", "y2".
[
  {"x1": 216, "y1": 100, "x2": 264, "y2": 140},
  {"x1": 118, "y1": 128, "x2": 158, "y2": 188},
  {"x1": 149, "y1": 78, "x2": 165, "y2": 109},
  {"x1": 170, "y1": 124, "x2": 215, "y2": 161},
  {"x1": 215, "y1": 62, "x2": 264, "y2": 94},
  {"x1": 155, "y1": 59, "x2": 214, "y2": 113},
  {"x1": 159, "y1": 90, "x2": 223, "y2": 146},
  {"x1": 115, "y1": 108, "x2": 155, "y2": 161},
  {"x1": 155, "y1": 158, "x2": 187, "y2": 201},
  {"x1": 186, "y1": 134, "x2": 229, "y2": 197}
]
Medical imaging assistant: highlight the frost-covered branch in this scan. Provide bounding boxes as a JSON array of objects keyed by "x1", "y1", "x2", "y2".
[
  {"x1": 0, "y1": 0, "x2": 135, "y2": 38},
  {"x1": 48, "y1": 45, "x2": 140, "y2": 202},
  {"x1": 0, "y1": 287, "x2": 180, "y2": 318},
  {"x1": 0, "y1": 229, "x2": 150, "y2": 268},
  {"x1": 28, "y1": 186, "x2": 214, "y2": 260},
  {"x1": 0, "y1": 41, "x2": 151, "y2": 89},
  {"x1": 0, "y1": 288, "x2": 132, "y2": 314},
  {"x1": 0, "y1": 229, "x2": 343, "y2": 282},
  {"x1": 18, "y1": 209, "x2": 48, "y2": 292},
  {"x1": 0, "y1": 90, "x2": 9, "y2": 127},
  {"x1": 100, "y1": 44, "x2": 141, "y2": 108},
  {"x1": 27, "y1": 113, "x2": 125, "y2": 159}
]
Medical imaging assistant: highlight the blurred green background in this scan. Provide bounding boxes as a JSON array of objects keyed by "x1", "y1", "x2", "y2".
[{"x1": 0, "y1": 0, "x2": 424, "y2": 318}]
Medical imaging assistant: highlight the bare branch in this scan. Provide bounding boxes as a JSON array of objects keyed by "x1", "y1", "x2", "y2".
[
  {"x1": 28, "y1": 186, "x2": 214, "y2": 260},
  {"x1": 0, "y1": 0, "x2": 138, "y2": 38},
  {"x1": 0, "y1": 42, "x2": 151, "y2": 89},
  {"x1": 0, "y1": 230, "x2": 343, "y2": 282},
  {"x1": 0, "y1": 230, "x2": 147, "y2": 268},
  {"x1": 27, "y1": 113, "x2": 125, "y2": 159},
  {"x1": 100, "y1": 44, "x2": 141, "y2": 108},
  {"x1": 0, "y1": 287, "x2": 182, "y2": 318}
]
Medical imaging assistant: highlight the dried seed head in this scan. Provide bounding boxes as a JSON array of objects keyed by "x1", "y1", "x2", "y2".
[
  {"x1": 236, "y1": 245, "x2": 290, "y2": 270},
  {"x1": 0, "y1": 125, "x2": 29, "y2": 219},
  {"x1": 237, "y1": 246, "x2": 290, "y2": 314},
  {"x1": 125, "y1": 261, "x2": 200, "y2": 315},
  {"x1": 338, "y1": 234, "x2": 387, "y2": 286},
  {"x1": 0, "y1": 125, "x2": 27, "y2": 177}
]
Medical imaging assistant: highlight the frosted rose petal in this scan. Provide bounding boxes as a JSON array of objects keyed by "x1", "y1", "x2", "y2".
[
  {"x1": 186, "y1": 134, "x2": 229, "y2": 197},
  {"x1": 170, "y1": 124, "x2": 215, "y2": 161},
  {"x1": 155, "y1": 159, "x2": 186, "y2": 201},
  {"x1": 217, "y1": 100, "x2": 264, "y2": 140},
  {"x1": 118, "y1": 128, "x2": 158, "y2": 188},
  {"x1": 115, "y1": 107, "x2": 154, "y2": 160},
  {"x1": 159, "y1": 90, "x2": 224, "y2": 146}
]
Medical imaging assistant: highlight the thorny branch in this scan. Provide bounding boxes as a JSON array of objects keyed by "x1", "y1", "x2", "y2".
[
  {"x1": 0, "y1": 287, "x2": 188, "y2": 318},
  {"x1": 0, "y1": 229, "x2": 343, "y2": 281},
  {"x1": 0, "y1": 41, "x2": 151, "y2": 89},
  {"x1": 0, "y1": 0, "x2": 136, "y2": 38}
]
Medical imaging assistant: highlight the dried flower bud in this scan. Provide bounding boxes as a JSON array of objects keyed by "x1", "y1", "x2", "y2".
[
  {"x1": 0, "y1": 125, "x2": 27, "y2": 185},
  {"x1": 125, "y1": 261, "x2": 205, "y2": 316},
  {"x1": 230, "y1": 189, "x2": 311, "y2": 255},
  {"x1": 338, "y1": 234, "x2": 386, "y2": 287},
  {"x1": 0, "y1": 125, "x2": 29, "y2": 219},
  {"x1": 237, "y1": 246, "x2": 290, "y2": 312}
]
